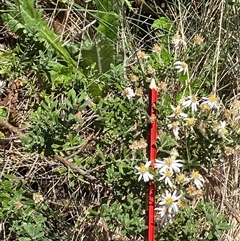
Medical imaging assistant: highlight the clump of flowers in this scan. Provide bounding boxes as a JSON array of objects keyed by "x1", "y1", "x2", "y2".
[
  {"x1": 130, "y1": 139, "x2": 147, "y2": 150},
  {"x1": 129, "y1": 27, "x2": 236, "y2": 238}
]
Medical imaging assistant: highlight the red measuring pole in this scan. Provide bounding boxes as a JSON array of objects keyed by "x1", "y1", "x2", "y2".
[{"x1": 147, "y1": 78, "x2": 157, "y2": 241}]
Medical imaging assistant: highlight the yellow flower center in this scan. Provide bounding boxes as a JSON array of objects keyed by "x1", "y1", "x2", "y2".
[
  {"x1": 219, "y1": 128, "x2": 228, "y2": 135},
  {"x1": 179, "y1": 199, "x2": 187, "y2": 207},
  {"x1": 166, "y1": 197, "x2": 173, "y2": 205},
  {"x1": 191, "y1": 95, "x2": 198, "y2": 103},
  {"x1": 225, "y1": 146, "x2": 234, "y2": 156},
  {"x1": 135, "y1": 88, "x2": 143, "y2": 97},
  {"x1": 209, "y1": 94, "x2": 217, "y2": 102},
  {"x1": 147, "y1": 66, "x2": 156, "y2": 74},
  {"x1": 14, "y1": 201, "x2": 23, "y2": 209},
  {"x1": 174, "y1": 34, "x2": 181, "y2": 40},
  {"x1": 194, "y1": 35, "x2": 204, "y2": 45},
  {"x1": 137, "y1": 50, "x2": 147, "y2": 60},
  {"x1": 124, "y1": 89, "x2": 130, "y2": 96},
  {"x1": 200, "y1": 103, "x2": 210, "y2": 111},
  {"x1": 165, "y1": 169, "x2": 172, "y2": 177},
  {"x1": 172, "y1": 122, "x2": 179, "y2": 129},
  {"x1": 192, "y1": 171, "x2": 200, "y2": 179},
  {"x1": 140, "y1": 165, "x2": 147, "y2": 173},
  {"x1": 187, "y1": 118, "x2": 195, "y2": 126},
  {"x1": 181, "y1": 62, "x2": 188, "y2": 68},
  {"x1": 176, "y1": 173, "x2": 185, "y2": 183},
  {"x1": 131, "y1": 75, "x2": 138, "y2": 82},
  {"x1": 165, "y1": 157, "x2": 173, "y2": 165},
  {"x1": 174, "y1": 107, "x2": 181, "y2": 115},
  {"x1": 152, "y1": 44, "x2": 162, "y2": 53}
]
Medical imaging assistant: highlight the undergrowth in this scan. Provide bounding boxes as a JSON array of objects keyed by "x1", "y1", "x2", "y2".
[{"x1": 0, "y1": 0, "x2": 240, "y2": 240}]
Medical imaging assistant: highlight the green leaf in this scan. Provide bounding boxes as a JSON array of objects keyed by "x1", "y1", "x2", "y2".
[
  {"x1": 97, "y1": 12, "x2": 119, "y2": 40},
  {"x1": 0, "y1": 131, "x2": 4, "y2": 138},
  {"x1": 88, "y1": 208, "x2": 100, "y2": 216},
  {"x1": 3, "y1": 174, "x2": 16, "y2": 179},
  {"x1": 123, "y1": 0, "x2": 134, "y2": 11},
  {"x1": 161, "y1": 48, "x2": 172, "y2": 64},
  {"x1": 19, "y1": 237, "x2": 31, "y2": 241},
  {"x1": 3, "y1": 0, "x2": 76, "y2": 67},
  {"x1": 40, "y1": 26, "x2": 76, "y2": 67},
  {"x1": 0, "y1": 107, "x2": 7, "y2": 119},
  {"x1": 89, "y1": 82, "x2": 102, "y2": 98},
  {"x1": 152, "y1": 17, "x2": 173, "y2": 30},
  {"x1": 81, "y1": 37, "x2": 115, "y2": 73},
  {"x1": 216, "y1": 223, "x2": 232, "y2": 230}
]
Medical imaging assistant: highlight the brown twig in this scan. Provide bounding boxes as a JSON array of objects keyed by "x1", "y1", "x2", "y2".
[
  {"x1": 65, "y1": 132, "x2": 94, "y2": 160},
  {"x1": 0, "y1": 117, "x2": 23, "y2": 136},
  {"x1": 54, "y1": 154, "x2": 97, "y2": 182}
]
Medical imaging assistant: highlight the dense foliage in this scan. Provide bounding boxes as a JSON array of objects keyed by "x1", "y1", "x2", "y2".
[{"x1": 0, "y1": 0, "x2": 240, "y2": 240}]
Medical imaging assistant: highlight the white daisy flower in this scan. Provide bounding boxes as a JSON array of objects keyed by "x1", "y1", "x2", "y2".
[
  {"x1": 190, "y1": 171, "x2": 204, "y2": 189},
  {"x1": 159, "y1": 190, "x2": 181, "y2": 213},
  {"x1": 182, "y1": 95, "x2": 199, "y2": 112},
  {"x1": 33, "y1": 193, "x2": 44, "y2": 204},
  {"x1": 169, "y1": 105, "x2": 188, "y2": 118},
  {"x1": 167, "y1": 121, "x2": 180, "y2": 139},
  {"x1": 155, "y1": 205, "x2": 173, "y2": 226},
  {"x1": 159, "y1": 168, "x2": 174, "y2": 188},
  {"x1": 155, "y1": 156, "x2": 183, "y2": 173},
  {"x1": 216, "y1": 121, "x2": 228, "y2": 137},
  {"x1": 135, "y1": 161, "x2": 153, "y2": 182},
  {"x1": 172, "y1": 34, "x2": 187, "y2": 48},
  {"x1": 124, "y1": 87, "x2": 135, "y2": 100},
  {"x1": 174, "y1": 61, "x2": 188, "y2": 75},
  {"x1": 201, "y1": 94, "x2": 219, "y2": 110}
]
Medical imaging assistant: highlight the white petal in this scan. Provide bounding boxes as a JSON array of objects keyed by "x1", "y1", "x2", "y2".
[
  {"x1": 145, "y1": 161, "x2": 152, "y2": 168},
  {"x1": 138, "y1": 174, "x2": 142, "y2": 182},
  {"x1": 174, "y1": 61, "x2": 183, "y2": 65}
]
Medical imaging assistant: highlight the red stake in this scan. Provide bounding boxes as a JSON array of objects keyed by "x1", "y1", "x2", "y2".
[{"x1": 147, "y1": 78, "x2": 157, "y2": 241}]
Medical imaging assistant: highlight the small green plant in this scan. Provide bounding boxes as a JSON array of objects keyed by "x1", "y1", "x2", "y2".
[
  {"x1": 21, "y1": 89, "x2": 89, "y2": 155},
  {"x1": 0, "y1": 175, "x2": 50, "y2": 240}
]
